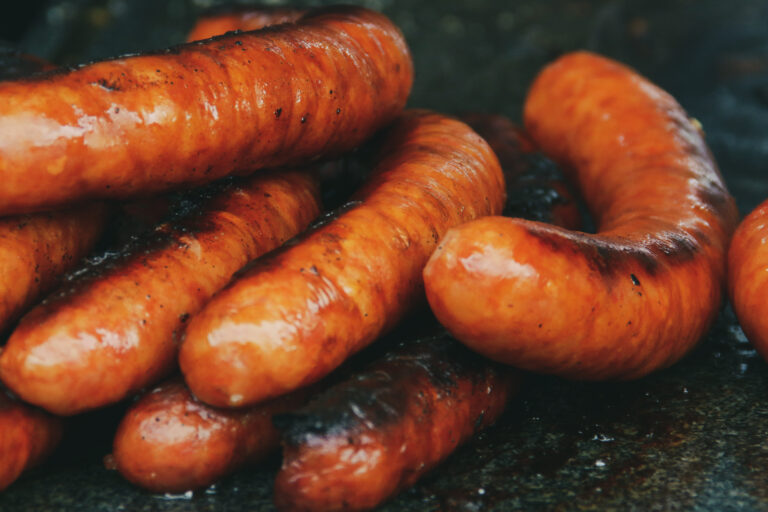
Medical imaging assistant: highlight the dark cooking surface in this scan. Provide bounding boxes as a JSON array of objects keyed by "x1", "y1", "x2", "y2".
[{"x1": 2, "y1": 0, "x2": 768, "y2": 510}]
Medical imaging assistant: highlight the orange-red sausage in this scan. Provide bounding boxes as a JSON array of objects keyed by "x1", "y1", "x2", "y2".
[
  {"x1": 729, "y1": 201, "x2": 768, "y2": 359},
  {"x1": 424, "y1": 51, "x2": 738, "y2": 380},
  {"x1": 0, "y1": 171, "x2": 321, "y2": 415},
  {"x1": 187, "y1": 6, "x2": 305, "y2": 42},
  {"x1": 0, "y1": 6, "x2": 412, "y2": 215},
  {"x1": 0, "y1": 389, "x2": 62, "y2": 491},
  {"x1": 0, "y1": 204, "x2": 108, "y2": 335},
  {"x1": 273, "y1": 334, "x2": 517, "y2": 511},
  {"x1": 112, "y1": 378, "x2": 305, "y2": 493},
  {"x1": 179, "y1": 110, "x2": 506, "y2": 408}
]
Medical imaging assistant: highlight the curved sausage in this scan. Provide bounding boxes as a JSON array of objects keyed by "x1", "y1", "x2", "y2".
[
  {"x1": 273, "y1": 333, "x2": 517, "y2": 511},
  {"x1": 0, "y1": 389, "x2": 62, "y2": 491},
  {"x1": 729, "y1": 201, "x2": 768, "y2": 359},
  {"x1": 0, "y1": 171, "x2": 321, "y2": 415},
  {"x1": 186, "y1": 6, "x2": 305, "y2": 42},
  {"x1": 112, "y1": 378, "x2": 306, "y2": 493},
  {"x1": 179, "y1": 110, "x2": 506, "y2": 408},
  {"x1": 424, "y1": 51, "x2": 738, "y2": 380},
  {"x1": 0, "y1": 6, "x2": 412, "y2": 214}
]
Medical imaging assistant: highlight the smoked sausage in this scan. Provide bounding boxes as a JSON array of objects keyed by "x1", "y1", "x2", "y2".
[
  {"x1": 0, "y1": 389, "x2": 62, "y2": 491},
  {"x1": 179, "y1": 110, "x2": 506, "y2": 408},
  {"x1": 112, "y1": 378, "x2": 305, "y2": 493},
  {"x1": 0, "y1": 6, "x2": 412, "y2": 214},
  {"x1": 729, "y1": 201, "x2": 768, "y2": 359},
  {"x1": 424, "y1": 52, "x2": 738, "y2": 380},
  {"x1": 0, "y1": 171, "x2": 321, "y2": 415},
  {"x1": 186, "y1": 6, "x2": 305, "y2": 42}
]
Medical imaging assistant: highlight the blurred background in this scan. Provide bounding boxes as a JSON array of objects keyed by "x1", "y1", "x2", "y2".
[{"x1": 2, "y1": 1, "x2": 768, "y2": 511}]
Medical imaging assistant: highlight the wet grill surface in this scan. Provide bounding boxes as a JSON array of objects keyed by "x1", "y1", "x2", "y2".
[{"x1": 2, "y1": 0, "x2": 768, "y2": 510}]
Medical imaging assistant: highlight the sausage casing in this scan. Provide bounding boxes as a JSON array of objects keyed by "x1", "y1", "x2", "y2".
[
  {"x1": 424, "y1": 52, "x2": 738, "y2": 380},
  {"x1": 179, "y1": 110, "x2": 506, "y2": 408},
  {"x1": 186, "y1": 6, "x2": 305, "y2": 42},
  {"x1": 0, "y1": 6, "x2": 412, "y2": 214},
  {"x1": 0, "y1": 171, "x2": 321, "y2": 415}
]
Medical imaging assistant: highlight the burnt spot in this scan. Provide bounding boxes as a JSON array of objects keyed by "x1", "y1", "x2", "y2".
[
  {"x1": 631, "y1": 274, "x2": 641, "y2": 286},
  {"x1": 95, "y1": 78, "x2": 120, "y2": 91},
  {"x1": 274, "y1": 108, "x2": 282, "y2": 118}
]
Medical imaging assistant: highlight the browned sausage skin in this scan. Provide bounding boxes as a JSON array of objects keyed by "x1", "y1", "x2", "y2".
[
  {"x1": 0, "y1": 171, "x2": 321, "y2": 416},
  {"x1": 186, "y1": 6, "x2": 306, "y2": 42},
  {"x1": 0, "y1": 389, "x2": 62, "y2": 491},
  {"x1": 424, "y1": 52, "x2": 738, "y2": 380},
  {"x1": 0, "y1": 6, "x2": 412, "y2": 214},
  {"x1": 273, "y1": 333, "x2": 517, "y2": 512},
  {"x1": 729, "y1": 201, "x2": 768, "y2": 359},
  {"x1": 179, "y1": 110, "x2": 506, "y2": 408},
  {"x1": 112, "y1": 378, "x2": 306, "y2": 493}
]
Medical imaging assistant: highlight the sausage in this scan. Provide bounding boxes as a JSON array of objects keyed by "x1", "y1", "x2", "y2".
[
  {"x1": 423, "y1": 51, "x2": 738, "y2": 380},
  {"x1": 728, "y1": 201, "x2": 768, "y2": 359},
  {"x1": 179, "y1": 110, "x2": 506, "y2": 408},
  {"x1": 0, "y1": 389, "x2": 62, "y2": 491},
  {"x1": 112, "y1": 378, "x2": 306, "y2": 493},
  {"x1": 0, "y1": 205, "x2": 109, "y2": 335},
  {"x1": 273, "y1": 333, "x2": 518, "y2": 511},
  {"x1": 0, "y1": 5, "x2": 412, "y2": 214},
  {"x1": 186, "y1": 6, "x2": 305, "y2": 42},
  {"x1": 272, "y1": 113, "x2": 576, "y2": 511},
  {"x1": 0, "y1": 171, "x2": 321, "y2": 415}
]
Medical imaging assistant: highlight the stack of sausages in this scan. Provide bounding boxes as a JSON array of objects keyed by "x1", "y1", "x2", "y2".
[{"x1": 2, "y1": 4, "x2": 765, "y2": 511}]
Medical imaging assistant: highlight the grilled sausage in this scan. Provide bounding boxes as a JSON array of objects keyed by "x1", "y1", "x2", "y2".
[
  {"x1": 273, "y1": 333, "x2": 517, "y2": 511},
  {"x1": 0, "y1": 389, "x2": 62, "y2": 491},
  {"x1": 179, "y1": 110, "x2": 506, "y2": 408},
  {"x1": 272, "y1": 113, "x2": 576, "y2": 511},
  {"x1": 186, "y1": 6, "x2": 305, "y2": 42},
  {"x1": 0, "y1": 171, "x2": 321, "y2": 416},
  {"x1": 424, "y1": 51, "x2": 738, "y2": 380},
  {"x1": 0, "y1": 6, "x2": 412, "y2": 215},
  {"x1": 728, "y1": 201, "x2": 768, "y2": 359},
  {"x1": 112, "y1": 378, "x2": 306, "y2": 493}
]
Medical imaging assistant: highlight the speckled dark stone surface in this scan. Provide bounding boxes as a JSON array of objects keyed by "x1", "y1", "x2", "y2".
[{"x1": 2, "y1": 0, "x2": 768, "y2": 510}]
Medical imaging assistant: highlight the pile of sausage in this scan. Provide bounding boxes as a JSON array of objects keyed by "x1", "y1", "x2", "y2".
[{"x1": 0, "y1": 4, "x2": 763, "y2": 510}]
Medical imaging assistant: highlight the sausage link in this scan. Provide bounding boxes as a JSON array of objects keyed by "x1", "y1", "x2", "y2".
[
  {"x1": 424, "y1": 52, "x2": 738, "y2": 380},
  {"x1": 0, "y1": 390, "x2": 62, "y2": 491},
  {"x1": 112, "y1": 378, "x2": 305, "y2": 493},
  {"x1": 729, "y1": 201, "x2": 768, "y2": 359},
  {"x1": 179, "y1": 110, "x2": 506, "y2": 408},
  {"x1": 0, "y1": 6, "x2": 412, "y2": 214},
  {"x1": 187, "y1": 6, "x2": 305, "y2": 42},
  {"x1": 0, "y1": 171, "x2": 321, "y2": 415},
  {"x1": 273, "y1": 334, "x2": 517, "y2": 511}
]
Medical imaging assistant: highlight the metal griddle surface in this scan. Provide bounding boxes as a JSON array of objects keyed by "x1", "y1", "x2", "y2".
[{"x1": 2, "y1": 0, "x2": 768, "y2": 510}]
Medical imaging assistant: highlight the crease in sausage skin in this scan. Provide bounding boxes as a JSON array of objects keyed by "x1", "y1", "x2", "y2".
[
  {"x1": 0, "y1": 171, "x2": 321, "y2": 416},
  {"x1": 728, "y1": 201, "x2": 768, "y2": 360},
  {"x1": 0, "y1": 5, "x2": 412, "y2": 214},
  {"x1": 179, "y1": 110, "x2": 506, "y2": 408},
  {"x1": 273, "y1": 334, "x2": 518, "y2": 512},
  {"x1": 423, "y1": 52, "x2": 738, "y2": 381}
]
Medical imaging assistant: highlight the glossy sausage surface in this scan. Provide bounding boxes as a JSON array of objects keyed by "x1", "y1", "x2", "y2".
[
  {"x1": 0, "y1": 390, "x2": 62, "y2": 491},
  {"x1": 729, "y1": 201, "x2": 768, "y2": 359},
  {"x1": 112, "y1": 378, "x2": 305, "y2": 493},
  {"x1": 186, "y1": 6, "x2": 305, "y2": 42},
  {"x1": 0, "y1": 171, "x2": 321, "y2": 415},
  {"x1": 424, "y1": 52, "x2": 738, "y2": 380},
  {"x1": 273, "y1": 333, "x2": 517, "y2": 511},
  {"x1": 0, "y1": 6, "x2": 412, "y2": 214},
  {"x1": 179, "y1": 110, "x2": 506, "y2": 408}
]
